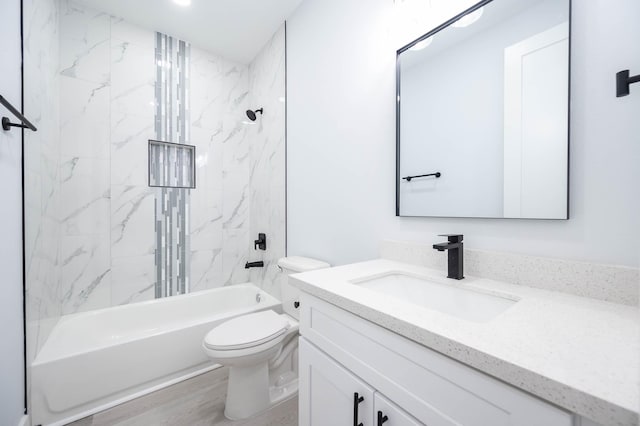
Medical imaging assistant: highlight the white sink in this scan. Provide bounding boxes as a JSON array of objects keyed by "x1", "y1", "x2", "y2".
[{"x1": 350, "y1": 272, "x2": 517, "y2": 322}]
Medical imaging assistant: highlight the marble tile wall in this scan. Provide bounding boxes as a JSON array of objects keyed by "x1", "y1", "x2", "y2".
[
  {"x1": 247, "y1": 26, "x2": 288, "y2": 299},
  {"x1": 24, "y1": 0, "x2": 268, "y2": 321},
  {"x1": 59, "y1": 0, "x2": 256, "y2": 308},
  {"x1": 23, "y1": 0, "x2": 63, "y2": 415},
  {"x1": 109, "y1": 16, "x2": 157, "y2": 305},
  {"x1": 23, "y1": 0, "x2": 61, "y2": 366},
  {"x1": 190, "y1": 45, "x2": 251, "y2": 292},
  {"x1": 24, "y1": 2, "x2": 288, "y2": 376},
  {"x1": 57, "y1": 1, "x2": 116, "y2": 314}
]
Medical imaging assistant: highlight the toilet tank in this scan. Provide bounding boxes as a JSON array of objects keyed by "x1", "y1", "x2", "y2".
[{"x1": 278, "y1": 256, "x2": 330, "y2": 320}]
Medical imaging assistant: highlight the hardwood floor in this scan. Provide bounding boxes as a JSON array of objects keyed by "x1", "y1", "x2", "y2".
[{"x1": 66, "y1": 368, "x2": 298, "y2": 426}]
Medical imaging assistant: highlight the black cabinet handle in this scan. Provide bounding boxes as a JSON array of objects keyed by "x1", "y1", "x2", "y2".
[
  {"x1": 378, "y1": 411, "x2": 389, "y2": 426},
  {"x1": 353, "y1": 392, "x2": 364, "y2": 426}
]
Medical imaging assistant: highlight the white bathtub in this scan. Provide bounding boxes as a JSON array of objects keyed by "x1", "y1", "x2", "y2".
[{"x1": 31, "y1": 284, "x2": 281, "y2": 426}]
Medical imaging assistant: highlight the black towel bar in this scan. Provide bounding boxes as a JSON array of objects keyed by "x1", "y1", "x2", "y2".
[
  {"x1": 402, "y1": 172, "x2": 441, "y2": 182},
  {"x1": 0, "y1": 94, "x2": 37, "y2": 132}
]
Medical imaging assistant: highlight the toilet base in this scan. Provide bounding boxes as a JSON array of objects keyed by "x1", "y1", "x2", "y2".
[
  {"x1": 224, "y1": 365, "x2": 298, "y2": 420},
  {"x1": 269, "y1": 376, "x2": 299, "y2": 407}
]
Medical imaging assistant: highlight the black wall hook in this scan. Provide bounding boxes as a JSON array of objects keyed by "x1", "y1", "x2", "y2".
[
  {"x1": 0, "y1": 95, "x2": 37, "y2": 131},
  {"x1": 616, "y1": 70, "x2": 640, "y2": 97}
]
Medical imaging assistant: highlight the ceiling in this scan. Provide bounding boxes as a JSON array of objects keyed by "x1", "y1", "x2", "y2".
[{"x1": 76, "y1": 0, "x2": 303, "y2": 63}]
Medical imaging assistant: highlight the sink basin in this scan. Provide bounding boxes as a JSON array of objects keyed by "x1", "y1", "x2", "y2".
[{"x1": 350, "y1": 272, "x2": 517, "y2": 322}]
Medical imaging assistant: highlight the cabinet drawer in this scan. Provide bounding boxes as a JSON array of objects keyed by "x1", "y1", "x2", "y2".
[{"x1": 300, "y1": 294, "x2": 573, "y2": 426}]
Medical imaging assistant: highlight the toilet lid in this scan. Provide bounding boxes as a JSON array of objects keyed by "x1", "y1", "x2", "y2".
[{"x1": 203, "y1": 310, "x2": 289, "y2": 351}]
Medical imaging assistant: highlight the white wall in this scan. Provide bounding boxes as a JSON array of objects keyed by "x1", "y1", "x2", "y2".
[
  {"x1": 0, "y1": 0, "x2": 26, "y2": 422},
  {"x1": 23, "y1": 0, "x2": 61, "y2": 413},
  {"x1": 287, "y1": 0, "x2": 640, "y2": 268}
]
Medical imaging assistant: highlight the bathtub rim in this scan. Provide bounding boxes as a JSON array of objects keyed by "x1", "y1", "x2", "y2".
[{"x1": 33, "y1": 283, "x2": 280, "y2": 365}]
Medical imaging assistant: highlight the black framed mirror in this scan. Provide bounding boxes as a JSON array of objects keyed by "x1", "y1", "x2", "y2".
[{"x1": 396, "y1": 0, "x2": 571, "y2": 219}]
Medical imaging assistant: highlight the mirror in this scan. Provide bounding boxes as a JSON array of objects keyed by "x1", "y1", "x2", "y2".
[{"x1": 396, "y1": 0, "x2": 570, "y2": 219}]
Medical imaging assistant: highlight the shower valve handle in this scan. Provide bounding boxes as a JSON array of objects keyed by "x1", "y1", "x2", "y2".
[{"x1": 254, "y1": 233, "x2": 266, "y2": 250}]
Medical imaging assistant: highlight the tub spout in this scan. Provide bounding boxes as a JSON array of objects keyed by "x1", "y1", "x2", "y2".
[{"x1": 245, "y1": 261, "x2": 264, "y2": 269}]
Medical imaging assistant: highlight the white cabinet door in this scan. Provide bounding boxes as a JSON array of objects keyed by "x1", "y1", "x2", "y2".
[
  {"x1": 299, "y1": 337, "x2": 374, "y2": 426},
  {"x1": 375, "y1": 393, "x2": 423, "y2": 426}
]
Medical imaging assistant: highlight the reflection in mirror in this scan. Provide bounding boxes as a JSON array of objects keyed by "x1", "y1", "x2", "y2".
[{"x1": 397, "y1": 0, "x2": 570, "y2": 219}]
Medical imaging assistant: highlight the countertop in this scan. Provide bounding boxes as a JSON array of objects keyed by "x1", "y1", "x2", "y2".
[{"x1": 290, "y1": 259, "x2": 639, "y2": 426}]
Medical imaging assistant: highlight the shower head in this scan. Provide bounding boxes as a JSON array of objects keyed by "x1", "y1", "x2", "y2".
[{"x1": 245, "y1": 108, "x2": 263, "y2": 121}]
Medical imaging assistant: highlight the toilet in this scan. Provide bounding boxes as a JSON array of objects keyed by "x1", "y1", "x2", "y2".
[{"x1": 202, "y1": 256, "x2": 330, "y2": 420}]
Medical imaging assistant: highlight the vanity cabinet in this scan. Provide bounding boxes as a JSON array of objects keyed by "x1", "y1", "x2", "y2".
[{"x1": 298, "y1": 294, "x2": 574, "y2": 426}]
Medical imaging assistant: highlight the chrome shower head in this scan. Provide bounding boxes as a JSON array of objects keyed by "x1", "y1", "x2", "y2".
[{"x1": 245, "y1": 108, "x2": 263, "y2": 121}]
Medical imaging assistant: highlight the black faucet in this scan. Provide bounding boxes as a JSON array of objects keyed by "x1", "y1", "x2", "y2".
[
  {"x1": 432, "y1": 234, "x2": 464, "y2": 280},
  {"x1": 245, "y1": 261, "x2": 264, "y2": 269}
]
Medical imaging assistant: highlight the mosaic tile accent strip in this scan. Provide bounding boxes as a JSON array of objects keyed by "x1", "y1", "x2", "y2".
[
  {"x1": 154, "y1": 32, "x2": 191, "y2": 297},
  {"x1": 148, "y1": 140, "x2": 196, "y2": 189}
]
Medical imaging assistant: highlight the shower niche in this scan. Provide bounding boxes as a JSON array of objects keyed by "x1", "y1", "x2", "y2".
[{"x1": 149, "y1": 140, "x2": 196, "y2": 189}]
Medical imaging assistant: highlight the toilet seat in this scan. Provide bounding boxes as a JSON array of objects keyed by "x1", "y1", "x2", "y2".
[{"x1": 204, "y1": 310, "x2": 290, "y2": 351}]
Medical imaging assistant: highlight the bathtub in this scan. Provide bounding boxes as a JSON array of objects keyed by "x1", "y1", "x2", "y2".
[{"x1": 31, "y1": 284, "x2": 281, "y2": 426}]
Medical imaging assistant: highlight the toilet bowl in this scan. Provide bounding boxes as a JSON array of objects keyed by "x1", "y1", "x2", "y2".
[{"x1": 202, "y1": 256, "x2": 329, "y2": 420}]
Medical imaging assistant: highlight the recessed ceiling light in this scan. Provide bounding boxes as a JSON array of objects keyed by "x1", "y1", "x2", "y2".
[
  {"x1": 173, "y1": 0, "x2": 191, "y2": 7},
  {"x1": 452, "y1": 7, "x2": 483, "y2": 28}
]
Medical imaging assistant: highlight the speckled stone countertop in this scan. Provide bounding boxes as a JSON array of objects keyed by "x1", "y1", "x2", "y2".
[{"x1": 290, "y1": 259, "x2": 639, "y2": 426}]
